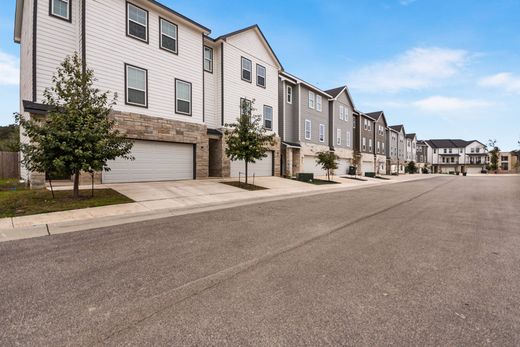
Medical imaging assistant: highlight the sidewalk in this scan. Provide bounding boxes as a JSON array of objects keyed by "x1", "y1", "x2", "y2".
[{"x1": 0, "y1": 174, "x2": 436, "y2": 242}]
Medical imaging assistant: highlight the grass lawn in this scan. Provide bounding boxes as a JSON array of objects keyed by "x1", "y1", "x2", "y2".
[
  {"x1": 294, "y1": 178, "x2": 340, "y2": 185},
  {"x1": 0, "y1": 188, "x2": 133, "y2": 218},
  {"x1": 221, "y1": 181, "x2": 268, "y2": 191},
  {"x1": 0, "y1": 178, "x2": 26, "y2": 191}
]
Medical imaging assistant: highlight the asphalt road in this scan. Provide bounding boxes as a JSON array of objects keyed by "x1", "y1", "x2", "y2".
[{"x1": 1, "y1": 176, "x2": 519, "y2": 346}]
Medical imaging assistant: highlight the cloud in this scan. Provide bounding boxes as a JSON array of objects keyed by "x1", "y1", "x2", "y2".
[
  {"x1": 412, "y1": 96, "x2": 492, "y2": 112},
  {"x1": 349, "y1": 47, "x2": 469, "y2": 93},
  {"x1": 478, "y1": 72, "x2": 520, "y2": 94},
  {"x1": 0, "y1": 51, "x2": 19, "y2": 86}
]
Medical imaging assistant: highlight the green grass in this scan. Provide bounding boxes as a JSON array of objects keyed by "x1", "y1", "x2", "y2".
[
  {"x1": 0, "y1": 178, "x2": 26, "y2": 191},
  {"x1": 0, "y1": 188, "x2": 133, "y2": 218},
  {"x1": 221, "y1": 181, "x2": 268, "y2": 191},
  {"x1": 294, "y1": 178, "x2": 340, "y2": 185}
]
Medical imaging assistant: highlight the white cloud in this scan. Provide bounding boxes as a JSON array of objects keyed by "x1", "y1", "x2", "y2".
[
  {"x1": 0, "y1": 51, "x2": 19, "y2": 86},
  {"x1": 349, "y1": 47, "x2": 469, "y2": 93},
  {"x1": 412, "y1": 96, "x2": 492, "y2": 112},
  {"x1": 478, "y1": 72, "x2": 520, "y2": 94}
]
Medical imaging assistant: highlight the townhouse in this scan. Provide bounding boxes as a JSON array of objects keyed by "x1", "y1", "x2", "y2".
[
  {"x1": 426, "y1": 139, "x2": 488, "y2": 174},
  {"x1": 416, "y1": 140, "x2": 429, "y2": 171},
  {"x1": 365, "y1": 111, "x2": 388, "y2": 175},
  {"x1": 353, "y1": 112, "x2": 376, "y2": 175},
  {"x1": 15, "y1": 0, "x2": 282, "y2": 186},
  {"x1": 496, "y1": 151, "x2": 519, "y2": 173},
  {"x1": 388, "y1": 125, "x2": 406, "y2": 173},
  {"x1": 405, "y1": 133, "x2": 417, "y2": 164}
]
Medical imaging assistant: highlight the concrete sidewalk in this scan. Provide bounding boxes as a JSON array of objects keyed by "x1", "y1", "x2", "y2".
[{"x1": 0, "y1": 174, "x2": 435, "y2": 242}]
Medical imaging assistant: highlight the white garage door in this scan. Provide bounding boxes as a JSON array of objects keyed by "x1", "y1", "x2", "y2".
[
  {"x1": 336, "y1": 159, "x2": 349, "y2": 176},
  {"x1": 303, "y1": 156, "x2": 327, "y2": 176},
  {"x1": 230, "y1": 152, "x2": 273, "y2": 178},
  {"x1": 466, "y1": 166, "x2": 484, "y2": 174},
  {"x1": 103, "y1": 140, "x2": 194, "y2": 183},
  {"x1": 362, "y1": 161, "x2": 374, "y2": 173}
]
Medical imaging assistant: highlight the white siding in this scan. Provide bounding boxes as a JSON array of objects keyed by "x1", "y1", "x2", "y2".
[
  {"x1": 225, "y1": 29, "x2": 278, "y2": 67},
  {"x1": 36, "y1": 0, "x2": 80, "y2": 102},
  {"x1": 222, "y1": 33, "x2": 279, "y2": 132},
  {"x1": 204, "y1": 41, "x2": 220, "y2": 128},
  {"x1": 85, "y1": 0, "x2": 204, "y2": 123}
]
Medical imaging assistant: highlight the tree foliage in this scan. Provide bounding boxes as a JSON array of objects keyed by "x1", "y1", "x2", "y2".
[
  {"x1": 487, "y1": 139, "x2": 500, "y2": 172},
  {"x1": 316, "y1": 151, "x2": 339, "y2": 181},
  {"x1": 0, "y1": 124, "x2": 19, "y2": 152},
  {"x1": 406, "y1": 160, "x2": 417, "y2": 174},
  {"x1": 224, "y1": 99, "x2": 275, "y2": 184},
  {"x1": 16, "y1": 52, "x2": 133, "y2": 198}
]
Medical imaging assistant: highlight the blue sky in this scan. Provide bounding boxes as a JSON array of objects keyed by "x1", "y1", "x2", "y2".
[{"x1": 1, "y1": 0, "x2": 519, "y2": 150}]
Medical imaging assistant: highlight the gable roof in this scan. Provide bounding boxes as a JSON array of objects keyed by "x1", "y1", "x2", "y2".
[
  {"x1": 213, "y1": 24, "x2": 283, "y2": 70},
  {"x1": 280, "y1": 71, "x2": 332, "y2": 98},
  {"x1": 324, "y1": 85, "x2": 357, "y2": 108},
  {"x1": 426, "y1": 139, "x2": 470, "y2": 149},
  {"x1": 389, "y1": 125, "x2": 405, "y2": 133},
  {"x1": 405, "y1": 133, "x2": 416, "y2": 140}
]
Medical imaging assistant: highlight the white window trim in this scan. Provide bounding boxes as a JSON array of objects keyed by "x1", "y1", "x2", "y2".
[
  {"x1": 344, "y1": 107, "x2": 349, "y2": 122},
  {"x1": 319, "y1": 124, "x2": 325, "y2": 143},
  {"x1": 336, "y1": 129, "x2": 342, "y2": 145},
  {"x1": 305, "y1": 119, "x2": 312, "y2": 140},
  {"x1": 241, "y1": 57, "x2": 252, "y2": 82},
  {"x1": 160, "y1": 18, "x2": 178, "y2": 53},
  {"x1": 339, "y1": 105, "x2": 344, "y2": 120},
  {"x1": 51, "y1": 0, "x2": 70, "y2": 20},
  {"x1": 203, "y1": 46, "x2": 213, "y2": 72},
  {"x1": 125, "y1": 64, "x2": 147, "y2": 107},
  {"x1": 308, "y1": 91, "x2": 315, "y2": 109},
  {"x1": 362, "y1": 137, "x2": 366, "y2": 151},
  {"x1": 256, "y1": 64, "x2": 266, "y2": 87},
  {"x1": 287, "y1": 85, "x2": 292, "y2": 104},
  {"x1": 346, "y1": 131, "x2": 351, "y2": 147},
  {"x1": 127, "y1": 3, "x2": 148, "y2": 42},
  {"x1": 316, "y1": 95, "x2": 322, "y2": 112},
  {"x1": 263, "y1": 105, "x2": 273, "y2": 130}
]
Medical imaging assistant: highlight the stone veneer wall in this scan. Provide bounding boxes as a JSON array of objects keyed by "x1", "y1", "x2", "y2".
[{"x1": 110, "y1": 111, "x2": 209, "y2": 179}]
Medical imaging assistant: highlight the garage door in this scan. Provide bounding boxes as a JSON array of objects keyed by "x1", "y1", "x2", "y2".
[
  {"x1": 230, "y1": 151, "x2": 273, "y2": 177},
  {"x1": 362, "y1": 161, "x2": 374, "y2": 173},
  {"x1": 466, "y1": 166, "x2": 484, "y2": 174},
  {"x1": 336, "y1": 159, "x2": 349, "y2": 176},
  {"x1": 103, "y1": 140, "x2": 194, "y2": 183},
  {"x1": 303, "y1": 156, "x2": 327, "y2": 176}
]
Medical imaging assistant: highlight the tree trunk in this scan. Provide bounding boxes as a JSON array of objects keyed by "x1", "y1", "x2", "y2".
[
  {"x1": 73, "y1": 171, "x2": 80, "y2": 199},
  {"x1": 49, "y1": 178, "x2": 55, "y2": 199},
  {"x1": 245, "y1": 161, "x2": 249, "y2": 185},
  {"x1": 91, "y1": 172, "x2": 94, "y2": 198}
]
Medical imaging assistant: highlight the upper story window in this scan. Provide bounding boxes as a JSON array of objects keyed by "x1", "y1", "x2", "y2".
[
  {"x1": 344, "y1": 107, "x2": 349, "y2": 121},
  {"x1": 204, "y1": 46, "x2": 213, "y2": 72},
  {"x1": 353, "y1": 118, "x2": 356, "y2": 128},
  {"x1": 444, "y1": 148, "x2": 447, "y2": 153},
  {"x1": 308, "y1": 91, "x2": 315, "y2": 109},
  {"x1": 382, "y1": 142, "x2": 385, "y2": 152},
  {"x1": 336, "y1": 129, "x2": 342, "y2": 145},
  {"x1": 339, "y1": 105, "x2": 344, "y2": 120},
  {"x1": 287, "y1": 86, "x2": 293, "y2": 104},
  {"x1": 363, "y1": 119, "x2": 368, "y2": 130},
  {"x1": 346, "y1": 131, "x2": 351, "y2": 147},
  {"x1": 50, "y1": 0, "x2": 71, "y2": 21},
  {"x1": 305, "y1": 120, "x2": 311, "y2": 140},
  {"x1": 127, "y1": 3, "x2": 148, "y2": 43},
  {"x1": 125, "y1": 64, "x2": 147, "y2": 107},
  {"x1": 241, "y1": 57, "x2": 252, "y2": 82},
  {"x1": 369, "y1": 139, "x2": 373, "y2": 152},
  {"x1": 368, "y1": 121, "x2": 372, "y2": 131},
  {"x1": 160, "y1": 18, "x2": 178, "y2": 53},
  {"x1": 316, "y1": 95, "x2": 322, "y2": 112},
  {"x1": 471, "y1": 148, "x2": 475, "y2": 153},
  {"x1": 377, "y1": 141, "x2": 380, "y2": 153},
  {"x1": 256, "y1": 65, "x2": 266, "y2": 87},
  {"x1": 263, "y1": 105, "x2": 273, "y2": 129},
  {"x1": 448, "y1": 148, "x2": 452, "y2": 153},
  {"x1": 319, "y1": 124, "x2": 325, "y2": 143},
  {"x1": 434, "y1": 149, "x2": 437, "y2": 154},
  {"x1": 362, "y1": 137, "x2": 366, "y2": 151},
  {"x1": 175, "y1": 79, "x2": 192, "y2": 115},
  {"x1": 476, "y1": 148, "x2": 480, "y2": 153}
]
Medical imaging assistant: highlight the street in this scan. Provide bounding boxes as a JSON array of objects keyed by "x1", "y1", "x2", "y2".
[{"x1": 1, "y1": 176, "x2": 519, "y2": 346}]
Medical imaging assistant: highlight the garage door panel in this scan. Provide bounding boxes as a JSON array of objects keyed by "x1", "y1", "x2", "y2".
[
  {"x1": 303, "y1": 156, "x2": 327, "y2": 176},
  {"x1": 230, "y1": 152, "x2": 273, "y2": 177},
  {"x1": 336, "y1": 159, "x2": 349, "y2": 176},
  {"x1": 362, "y1": 161, "x2": 374, "y2": 173},
  {"x1": 103, "y1": 140, "x2": 194, "y2": 183}
]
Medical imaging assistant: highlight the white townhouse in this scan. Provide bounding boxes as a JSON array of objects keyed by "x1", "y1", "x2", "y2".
[
  {"x1": 426, "y1": 139, "x2": 488, "y2": 174},
  {"x1": 14, "y1": 0, "x2": 282, "y2": 187}
]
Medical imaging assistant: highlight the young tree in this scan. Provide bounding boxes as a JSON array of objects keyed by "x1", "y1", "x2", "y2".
[
  {"x1": 316, "y1": 151, "x2": 339, "y2": 181},
  {"x1": 406, "y1": 160, "x2": 417, "y2": 174},
  {"x1": 224, "y1": 99, "x2": 275, "y2": 185},
  {"x1": 0, "y1": 124, "x2": 20, "y2": 152},
  {"x1": 488, "y1": 139, "x2": 500, "y2": 172},
  {"x1": 16, "y1": 53, "x2": 133, "y2": 198}
]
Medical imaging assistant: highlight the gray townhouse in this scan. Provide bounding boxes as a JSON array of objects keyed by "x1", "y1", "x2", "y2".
[
  {"x1": 387, "y1": 127, "x2": 399, "y2": 174},
  {"x1": 389, "y1": 125, "x2": 406, "y2": 173},
  {"x1": 353, "y1": 112, "x2": 376, "y2": 175},
  {"x1": 278, "y1": 72, "x2": 333, "y2": 177},
  {"x1": 405, "y1": 133, "x2": 418, "y2": 164},
  {"x1": 416, "y1": 140, "x2": 429, "y2": 171},
  {"x1": 365, "y1": 111, "x2": 388, "y2": 175}
]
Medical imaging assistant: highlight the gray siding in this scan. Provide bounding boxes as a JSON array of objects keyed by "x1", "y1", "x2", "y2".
[
  {"x1": 300, "y1": 86, "x2": 329, "y2": 146},
  {"x1": 374, "y1": 117, "x2": 386, "y2": 156},
  {"x1": 359, "y1": 115, "x2": 374, "y2": 154},
  {"x1": 388, "y1": 129, "x2": 399, "y2": 161},
  {"x1": 330, "y1": 92, "x2": 354, "y2": 149}
]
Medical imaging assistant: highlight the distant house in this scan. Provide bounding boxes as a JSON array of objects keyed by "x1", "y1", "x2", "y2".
[{"x1": 426, "y1": 139, "x2": 488, "y2": 174}]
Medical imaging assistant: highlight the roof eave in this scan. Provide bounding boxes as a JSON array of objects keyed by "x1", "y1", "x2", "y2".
[
  {"x1": 148, "y1": 0, "x2": 211, "y2": 34},
  {"x1": 14, "y1": 0, "x2": 23, "y2": 43}
]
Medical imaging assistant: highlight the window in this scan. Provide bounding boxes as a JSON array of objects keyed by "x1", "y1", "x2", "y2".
[
  {"x1": 346, "y1": 131, "x2": 351, "y2": 147},
  {"x1": 339, "y1": 105, "x2": 344, "y2": 120},
  {"x1": 337, "y1": 129, "x2": 342, "y2": 145},
  {"x1": 287, "y1": 86, "x2": 292, "y2": 104},
  {"x1": 160, "y1": 18, "x2": 178, "y2": 53},
  {"x1": 353, "y1": 118, "x2": 356, "y2": 128},
  {"x1": 382, "y1": 142, "x2": 385, "y2": 153},
  {"x1": 449, "y1": 148, "x2": 452, "y2": 154},
  {"x1": 369, "y1": 139, "x2": 373, "y2": 152},
  {"x1": 127, "y1": 3, "x2": 148, "y2": 42},
  {"x1": 125, "y1": 64, "x2": 147, "y2": 107},
  {"x1": 363, "y1": 119, "x2": 368, "y2": 130},
  {"x1": 316, "y1": 95, "x2": 322, "y2": 112},
  {"x1": 240, "y1": 98, "x2": 252, "y2": 116},
  {"x1": 50, "y1": 0, "x2": 70, "y2": 21},
  {"x1": 256, "y1": 64, "x2": 266, "y2": 87},
  {"x1": 308, "y1": 91, "x2": 315, "y2": 109},
  {"x1": 344, "y1": 107, "x2": 349, "y2": 121},
  {"x1": 444, "y1": 149, "x2": 447, "y2": 153},
  {"x1": 263, "y1": 105, "x2": 273, "y2": 129},
  {"x1": 203, "y1": 46, "x2": 213, "y2": 72},
  {"x1": 377, "y1": 141, "x2": 380, "y2": 153},
  {"x1": 305, "y1": 120, "x2": 311, "y2": 140},
  {"x1": 451, "y1": 157, "x2": 455, "y2": 163},
  {"x1": 368, "y1": 122, "x2": 372, "y2": 131},
  {"x1": 434, "y1": 149, "x2": 436, "y2": 154},
  {"x1": 241, "y1": 57, "x2": 252, "y2": 82},
  {"x1": 319, "y1": 124, "x2": 325, "y2": 143},
  {"x1": 362, "y1": 137, "x2": 366, "y2": 151},
  {"x1": 476, "y1": 148, "x2": 480, "y2": 153},
  {"x1": 175, "y1": 79, "x2": 192, "y2": 115}
]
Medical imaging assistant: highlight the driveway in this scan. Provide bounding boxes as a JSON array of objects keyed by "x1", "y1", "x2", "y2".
[{"x1": 2, "y1": 176, "x2": 518, "y2": 345}]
